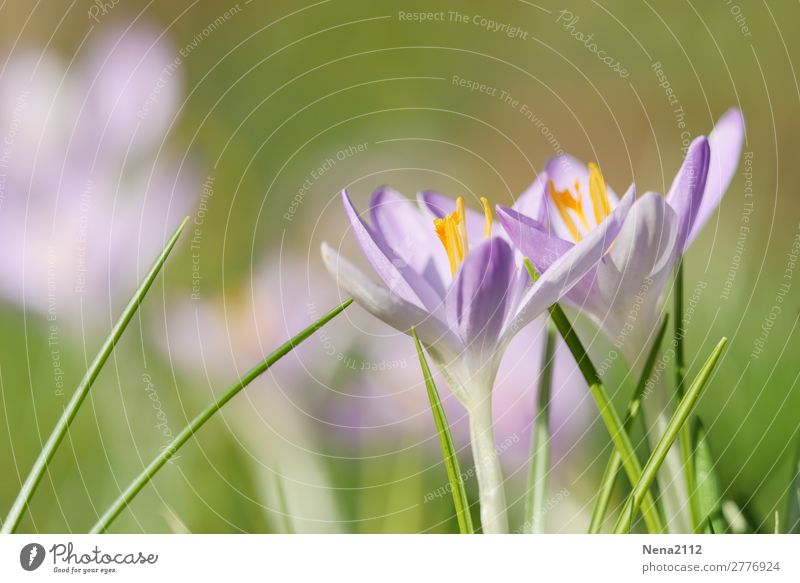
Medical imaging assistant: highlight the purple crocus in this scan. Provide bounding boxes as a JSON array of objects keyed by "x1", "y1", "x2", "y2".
[
  {"x1": 498, "y1": 109, "x2": 744, "y2": 363},
  {"x1": 321, "y1": 185, "x2": 634, "y2": 532}
]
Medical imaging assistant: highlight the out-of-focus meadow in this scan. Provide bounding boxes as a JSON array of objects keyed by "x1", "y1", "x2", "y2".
[{"x1": 0, "y1": 1, "x2": 797, "y2": 533}]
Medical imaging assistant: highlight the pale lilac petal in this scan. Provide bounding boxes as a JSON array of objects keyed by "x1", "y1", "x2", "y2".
[
  {"x1": 320, "y1": 243, "x2": 461, "y2": 362},
  {"x1": 342, "y1": 190, "x2": 442, "y2": 313},
  {"x1": 592, "y1": 193, "x2": 679, "y2": 359},
  {"x1": 503, "y1": 184, "x2": 635, "y2": 340},
  {"x1": 598, "y1": 192, "x2": 680, "y2": 307},
  {"x1": 686, "y1": 108, "x2": 745, "y2": 246},
  {"x1": 511, "y1": 172, "x2": 548, "y2": 224},
  {"x1": 447, "y1": 237, "x2": 516, "y2": 354},
  {"x1": 417, "y1": 190, "x2": 484, "y2": 242},
  {"x1": 369, "y1": 187, "x2": 449, "y2": 296},
  {"x1": 665, "y1": 136, "x2": 710, "y2": 253}
]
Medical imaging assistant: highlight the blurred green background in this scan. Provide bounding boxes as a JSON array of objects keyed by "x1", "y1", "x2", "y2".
[{"x1": 0, "y1": 0, "x2": 798, "y2": 533}]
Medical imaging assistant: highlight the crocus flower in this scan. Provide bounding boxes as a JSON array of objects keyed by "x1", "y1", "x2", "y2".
[
  {"x1": 498, "y1": 109, "x2": 744, "y2": 363},
  {"x1": 321, "y1": 186, "x2": 634, "y2": 532},
  {"x1": 163, "y1": 251, "x2": 594, "y2": 467},
  {"x1": 162, "y1": 249, "x2": 595, "y2": 530}
]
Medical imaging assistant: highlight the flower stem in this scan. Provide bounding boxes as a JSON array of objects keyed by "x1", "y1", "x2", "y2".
[
  {"x1": 525, "y1": 322, "x2": 557, "y2": 533},
  {"x1": 675, "y1": 262, "x2": 700, "y2": 530},
  {"x1": 468, "y1": 396, "x2": 508, "y2": 534},
  {"x1": 1, "y1": 217, "x2": 189, "y2": 534},
  {"x1": 90, "y1": 299, "x2": 352, "y2": 533}
]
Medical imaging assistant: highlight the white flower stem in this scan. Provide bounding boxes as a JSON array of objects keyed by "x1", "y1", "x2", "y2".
[{"x1": 468, "y1": 396, "x2": 508, "y2": 534}]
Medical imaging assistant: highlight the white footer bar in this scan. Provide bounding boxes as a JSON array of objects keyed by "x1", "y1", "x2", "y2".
[{"x1": 1, "y1": 534, "x2": 797, "y2": 582}]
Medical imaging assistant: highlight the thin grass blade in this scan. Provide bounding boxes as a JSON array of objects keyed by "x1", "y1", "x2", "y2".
[
  {"x1": 411, "y1": 327, "x2": 473, "y2": 534},
  {"x1": 613, "y1": 337, "x2": 728, "y2": 533},
  {"x1": 523, "y1": 259, "x2": 664, "y2": 534},
  {"x1": 524, "y1": 322, "x2": 557, "y2": 533},
  {"x1": 692, "y1": 418, "x2": 727, "y2": 533},
  {"x1": 589, "y1": 316, "x2": 669, "y2": 533},
  {"x1": 1, "y1": 217, "x2": 190, "y2": 534},
  {"x1": 270, "y1": 463, "x2": 294, "y2": 534},
  {"x1": 786, "y1": 436, "x2": 800, "y2": 533},
  {"x1": 90, "y1": 298, "x2": 352, "y2": 533}
]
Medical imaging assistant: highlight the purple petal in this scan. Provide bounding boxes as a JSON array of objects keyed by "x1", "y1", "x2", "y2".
[
  {"x1": 496, "y1": 205, "x2": 573, "y2": 274},
  {"x1": 342, "y1": 190, "x2": 442, "y2": 313},
  {"x1": 369, "y1": 187, "x2": 449, "y2": 296},
  {"x1": 447, "y1": 237, "x2": 516, "y2": 354},
  {"x1": 504, "y1": 184, "x2": 635, "y2": 340},
  {"x1": 320, "y1": 243, "x2": 461, "y2": 361},
  {"x1": 498, "y1": 203, "x2": 601, "y2": 312},
  {"x1": 686, "y1": 108, "x2": 745, "y2": 246},
  {"x1": 665, "y1": 137, "x2": 710, "y2": 253}
]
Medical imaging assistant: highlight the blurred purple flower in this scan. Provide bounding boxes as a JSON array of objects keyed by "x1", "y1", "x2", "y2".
[
  {"x1": 0, "y1": 26, "x2": 195, "y2": 328},
  {"x1": 499, "y1": 109, "x2": 744, "y2": 362}
]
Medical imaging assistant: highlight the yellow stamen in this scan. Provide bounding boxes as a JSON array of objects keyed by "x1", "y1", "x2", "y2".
[
  {"x1": 480, "y1": 197, "x2": 493, "y2": 238},
  {"x1": 455, "y1": 196, "x2": 468, "y2": 252},
  {"x1": 571, "y1": 181, "x2": 592, "y2": 231},
  {"x1": 588, "y1": 162, "x2": 611, "y2": 223},
  {"x1": 434, "y1": 196, "x2": 468, "y2": 275},
  {"x1": 548, "y1": 179, "x2": 584, "y2": 242}
]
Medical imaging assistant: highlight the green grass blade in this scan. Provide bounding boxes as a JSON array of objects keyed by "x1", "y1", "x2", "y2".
[
  {"x1": 613, "y1": 337, "x2": 729, "y2": 533},
  {"x1": 90, "y1": 298, "x2": 352, "y2": 533},
  {"x1": 270, "y1": 463, "x2": 294, "y2": 534},
  {"x1": 706, "y1": 516, "x2": 716, "y2": 534},
  {"x1": 692, "y1": 418, "x2": 727, "y2": 533},
  {"x1": 523, "y1": 259, "x2": 664, "y2": 534},
  {"x1": 411, "y1": 327, "x2": 473, "y2": 534},
  {"x1": 589, "y1": 316, "x2": 669, "y2": 533},
  {"x1": 524, "y1": 322, "x2": 557, "y2": 533},
  {"x1": 674, "y1": 262, "x2": 700, "y2": 530},
  {"x1": 1, "y1": 217, "x2": 190, "y2": 534},
  {"x1": 786, "y1": 436, "x2": 800, "y2": 533},
  {"x1": 673, "y1": 263, "x2": 686, "y2": 397}
]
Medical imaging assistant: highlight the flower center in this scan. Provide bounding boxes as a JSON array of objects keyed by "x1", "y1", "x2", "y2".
[
  {"x1": 548, "y1": 162, "x2": 611, "y2": 242},
  {"x1": 434, "y1": 196, "x2": 493, "y2": 275}
]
